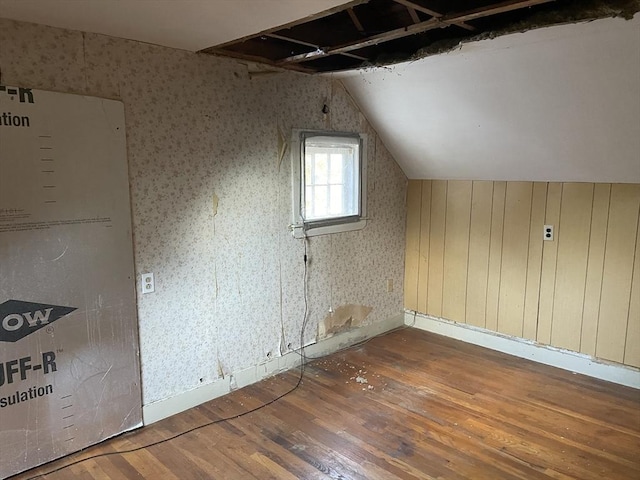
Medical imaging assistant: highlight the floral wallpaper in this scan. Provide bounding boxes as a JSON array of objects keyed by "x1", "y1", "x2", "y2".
[{"x1": 0, "y1": 19, "x2": 407, "y2": 405}]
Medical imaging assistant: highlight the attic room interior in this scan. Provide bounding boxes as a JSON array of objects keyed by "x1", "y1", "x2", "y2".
[{"x1": 0, "y1": 0, "x2": 638, "y2": 478}]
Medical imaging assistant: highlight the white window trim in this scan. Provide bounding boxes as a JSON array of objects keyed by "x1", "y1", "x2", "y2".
[{"x1": 290, "y1": 129, "x2": 368, "y2": 238}]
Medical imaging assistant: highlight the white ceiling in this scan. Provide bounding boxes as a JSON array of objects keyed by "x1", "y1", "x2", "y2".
[
  {"x1": 0, "y1": 0, "x2": 350, "y2": 51},
  {"x1": 338, "y1": 14, "x2": 640, "y2": 182},
  {"x1": 1, "y1": 2, "x2": 638, "y2": 183}
]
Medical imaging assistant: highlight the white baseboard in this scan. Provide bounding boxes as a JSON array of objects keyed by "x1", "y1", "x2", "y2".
[
  {"x1": 405, "y1": 311, "x2": 640, "y2": 389},
  {"x1": 143, "y1": 314, "x2": 404, "y2": 424}
]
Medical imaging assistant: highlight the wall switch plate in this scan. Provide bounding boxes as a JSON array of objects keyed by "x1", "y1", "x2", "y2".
[
  {"x1": 543, "y1": 225, "x2": 554, "y2": 241},
  {"x1": 141, "y1": 273, "x2": 155, "y2": 293},
  {"x1": 387, "y1": 278, "x2": 394, "y2": 292}
]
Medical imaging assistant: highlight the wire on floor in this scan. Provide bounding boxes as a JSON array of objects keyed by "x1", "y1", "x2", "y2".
[
  {"x1": 18, "y1": 240, "x2": 414, "y2": 480},
  {"x1": 19, "y1": 241, "x2": 312, "y2": 480}
]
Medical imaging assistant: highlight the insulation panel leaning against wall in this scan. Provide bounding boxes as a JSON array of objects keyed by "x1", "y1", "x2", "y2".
[{"x1": 0, "y1": 18, "x2": 407, "y2": 412}]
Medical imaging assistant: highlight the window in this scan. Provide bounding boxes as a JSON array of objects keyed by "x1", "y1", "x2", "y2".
[{"x1": 291, "y1": 130, "x2": 367, "y2": 238}]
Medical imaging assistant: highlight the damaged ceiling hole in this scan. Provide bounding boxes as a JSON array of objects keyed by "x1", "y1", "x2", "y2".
[{"x1": 201, "y1": 0, "x2": 640, "y2": 73}]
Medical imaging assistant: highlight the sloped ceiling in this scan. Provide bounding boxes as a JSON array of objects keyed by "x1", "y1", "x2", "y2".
[
  {"x1": 1, "y1": 1, "x2": 637, "y2": 183},
  {"x1": 0, "y1": 0, "x2": 350, "y2": 51},
  {"x1": 338, "y1": 14, "x2": 640, "y2": 182}
]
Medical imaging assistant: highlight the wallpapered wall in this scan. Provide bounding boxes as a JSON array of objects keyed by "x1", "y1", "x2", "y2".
[{"x1": 0, "y1": 19, "x2": 407, "y2": 405}]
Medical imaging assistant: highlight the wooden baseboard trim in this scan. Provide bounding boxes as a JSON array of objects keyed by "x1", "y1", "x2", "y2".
[
  {"x1": 143, "y1": 314, "x2": 405, "y2": 424},
  {"x1": 405, "y1": 311, "x2": 640, "y2": 389}
]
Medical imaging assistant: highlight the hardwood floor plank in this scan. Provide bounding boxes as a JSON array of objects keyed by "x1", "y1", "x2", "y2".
[{"x1": 11, "y1": 328, "x2": 640, "y2": 480}]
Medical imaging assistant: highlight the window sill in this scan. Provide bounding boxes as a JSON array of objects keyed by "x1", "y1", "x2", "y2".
[{"x1": 291, "y1": 218, "x2": 367, "y2": 238}]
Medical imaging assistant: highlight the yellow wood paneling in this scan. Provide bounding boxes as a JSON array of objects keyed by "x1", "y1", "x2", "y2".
[
  {"x1": 581, "y1": 184, "x2": 611, "y2": 356},
  {"x1": 497, "y1": 182, "x2": 533, "y2": 337},
  {"x1": 597, "y1": 184, "x2": 640, "y2": 363},
  {"x1": 551, "y1": 183, "x2": 594, "y2": 352},
  {"x1": 404, "y1": 180, "x2": 422, "y2": 311},
  {"x1": 427, "y1": 180, "x2": 447, "y2": 316},
  {"x1": 624, "y1": 226, "x2": 640, "y2": 367},
  {"x1": 403, "y1": 180, "x2": 640, "y2": 368},
  {"x1": 522, "y1": 182, "x2": 547, "y2": 341},
  {"x1": 485, "y1": 181, "x2": 506, "y2": 332},
  {"x1": 417, "y1": 181, "x2": 432, "y2": 313},
  {"x1": 466, "y1": 181, "x2": 494, "y2": 328},
  {"x1": 537, "y1": 183, "x2": 562, "y2": 345},
  {"x1": 442, "y1": 181, "x2": 473, "y2": 323}
]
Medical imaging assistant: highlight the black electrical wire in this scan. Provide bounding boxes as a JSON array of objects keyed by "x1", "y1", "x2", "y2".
[
  {"x1": 18, "y1": 239, "x2": 413, "y2": 480},
  {"x1": 18, "y1": 243, "x2": 312, "y2": 480}
]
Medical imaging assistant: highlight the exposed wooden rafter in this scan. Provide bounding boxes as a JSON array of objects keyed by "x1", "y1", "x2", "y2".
[
  {"x1": 208, "y1": 0, "x2": 369, "y2": 50},
  {"x1": 392, "y1": 0, "x2": 477, "y2": 31},
  {"x1": 406, "y1": 6, "x2": 421, "y2": 24},
  {"x1": 278, "y1": 0, "x2": 554, "y2": 65},
  {"x1": 199, "y1": 0, "x2": 583, "y2": 73},
  {"x1": 347, "y1": 7, "x2": 366, "y2": 33},
  {"x1": 452, "y1": 0, "x2": 555, "y2": 22},
  {"x1": 266, "y1": 33, "x2": 368, "y2": 61},
  {"x1": 201, "y1": 47, "x2": 315, "y2": 74}
]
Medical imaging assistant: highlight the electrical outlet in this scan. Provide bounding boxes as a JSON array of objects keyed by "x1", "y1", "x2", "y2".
[
  {"x1": 543, "y1": 225, "x2": 554, "y2": 241},
  {"x1": 387, "y1": 278, "x2": 394, "y2": 292},
  {"x1": 141, "y1": 273, "x2": 155, "y2": 294}
]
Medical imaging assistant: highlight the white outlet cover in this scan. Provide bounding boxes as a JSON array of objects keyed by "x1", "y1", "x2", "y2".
[
  {"x1": 543, "y1": 225, "x2": 554, "y2": 241},
  {"x1": 141, "y1": 272, "x2": 155, "y2": 293}
]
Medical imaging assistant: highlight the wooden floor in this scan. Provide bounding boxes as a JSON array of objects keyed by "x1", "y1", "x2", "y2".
[{"x1": 13, "y1": 328, "x2": 640, "y2": 480}]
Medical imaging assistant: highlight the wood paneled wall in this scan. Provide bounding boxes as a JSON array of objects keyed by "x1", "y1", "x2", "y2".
[{"x1": 404, "y1": 180, "x2": 640, "y2": 367}]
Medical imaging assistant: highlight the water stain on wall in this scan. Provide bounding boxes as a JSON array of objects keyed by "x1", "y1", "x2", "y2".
[{"x1": 320, "y1": 304, "x2": 373, "y2": 338}]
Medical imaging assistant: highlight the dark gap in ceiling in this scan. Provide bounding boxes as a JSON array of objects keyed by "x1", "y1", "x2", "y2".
[
  {"x1": 222, "y1": 36, "x2": 314, "y2": 62},
  {"x1": 199, "y1": 0, "x2": 640, "y2": 74}
]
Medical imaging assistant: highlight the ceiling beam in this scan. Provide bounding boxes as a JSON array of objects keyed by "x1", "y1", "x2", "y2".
[
  {"x1": 266, "y1": 33, "x2": 368, "y2": 61},
  {"x1": 392, "y1": 0, "x2": 442, "y2": 18},
  {"x1": 392, "y1": 0, "x2": 477, "y2": 31},
  {"x1": 452, "y1": 0, "x2": 555, "y2": 22},
  {"x1": 200, "y1": 48, "x2": 314, "y2": 74},
  {"x1": 279, "y1": 17, "x2": 439, "y2": 63},
  {"x1": 347, "y1": 7, "x2": 366, "y2": 33},
  {"x1": 208, "y1": 0, "x2": 369, "y2": 50},
  {"x1": 406, "y1": 6, "x2": 421, "y2": 24},
  {"x1": 279, "y1": 0, "x2": 554, "y2": 65}
]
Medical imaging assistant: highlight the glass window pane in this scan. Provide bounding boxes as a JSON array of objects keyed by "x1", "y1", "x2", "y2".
[
  {"x1": 304, "y1": 154, "x2": 313, "y2": 186},
  {"x1": 329, "y1": 154, "x2": 343, "y2": 184},
  {"x1": 300, "y1": 133, "x2": 363, "y2": 225},
  {"x1": 329, "y1": 185, "x2": 342, "y2": 215},
  {"x1": 314, "y1": 185, "x2": 327, "y2": 217},
  {"x1": 313, "y1": 153, "x2": 328, "y2": 185},
  {"x1": 305, "y1": 186, "x2": 313, "y2": 217}
]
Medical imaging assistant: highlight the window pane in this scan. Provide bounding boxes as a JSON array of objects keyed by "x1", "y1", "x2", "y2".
[
  {"x1": 299, "y1": 133, "x2": 363, "y2": 224},
  {"x1": 305, "y1": 186, "x2": 313, "y2": 217},
  {"x1": 329, "y1": 154, "x2": 343, "y2": 184},
  {"x1": 329, "y1": 185, "x2": 342, "y2": 215},
  {"x1": 313, "y1": 153, "x2": 328, "y2": 185},
  {"x1": 314, "y1": 185, "x2": 328, "y2": 217},
  {"x1": 304, "y1": 154, "x2": 313, "y2": 186}
]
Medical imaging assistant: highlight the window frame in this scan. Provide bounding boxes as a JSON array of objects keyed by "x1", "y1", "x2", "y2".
[{"x1": 291, "y1": 129, "x2": 368, "y2": 238}]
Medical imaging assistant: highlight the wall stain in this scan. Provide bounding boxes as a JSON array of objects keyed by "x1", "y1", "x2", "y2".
[{"x1": 320, "y1": 304, "x2": 373, "y2": 338}]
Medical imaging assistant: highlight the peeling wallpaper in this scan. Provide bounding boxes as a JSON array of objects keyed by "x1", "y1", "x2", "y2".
[{"x1": 0, "y1": 19, "x2": 407, "y2": 405}]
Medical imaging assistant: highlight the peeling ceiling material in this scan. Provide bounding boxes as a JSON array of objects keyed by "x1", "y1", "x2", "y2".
[{"x1": 203, "y1": 0, "x2": 640, "y2": 73}]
